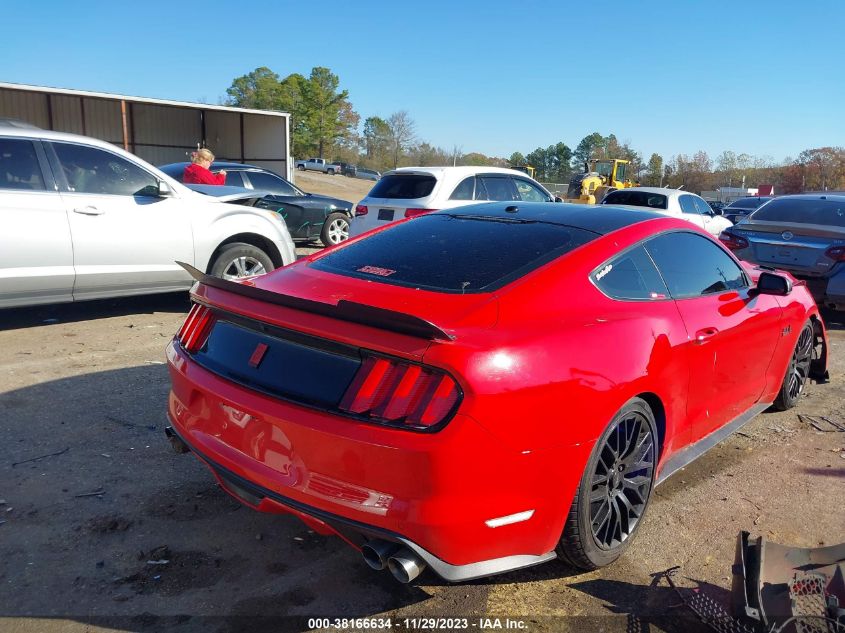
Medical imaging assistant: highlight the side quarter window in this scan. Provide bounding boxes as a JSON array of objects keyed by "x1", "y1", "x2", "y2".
[
  {"x1": 592, "y1": 245, "x2": 669, "y2": 300},
  {"x1": 0, "y1": 138, "x2": 47, "y2": 191},
  {"x1": 52, "y1": 143, "x2": 158, "y2": 196},
  {"x1": 450, "y1": 176, "x2": 475, "y2": 200},
  {"x1": 645, "y1": 232, "x2": 747, "y2": 299}
]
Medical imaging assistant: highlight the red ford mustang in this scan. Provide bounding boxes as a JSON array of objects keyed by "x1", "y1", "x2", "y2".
[{"x1": 165, "y1": 202, "x2": 828, "y2": 583}]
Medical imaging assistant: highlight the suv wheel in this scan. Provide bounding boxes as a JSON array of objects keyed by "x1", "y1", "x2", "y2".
[{"x1": 210, "y1": 243, "x2": 274, "y2": 280}]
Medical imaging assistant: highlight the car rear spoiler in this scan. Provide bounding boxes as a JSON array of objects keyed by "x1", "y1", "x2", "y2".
[{"x1": 177, "y1": 262, "x2": 454, "y2": 342}]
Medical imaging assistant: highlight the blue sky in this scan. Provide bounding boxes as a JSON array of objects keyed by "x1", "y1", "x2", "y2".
[{"x1": 2, "y1": 0, "x2": 843, "y2": 163}]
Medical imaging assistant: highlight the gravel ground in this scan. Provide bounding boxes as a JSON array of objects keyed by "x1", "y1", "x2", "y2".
[
  {"x1": 1, "y1": 263, "x2": 843, "y2": 633},
  {"x1": 293, "y1": 171, "x2": 374, "y2": 204}
]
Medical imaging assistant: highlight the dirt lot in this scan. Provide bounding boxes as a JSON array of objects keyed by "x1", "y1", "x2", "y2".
[
  {"x1": 1, "y1": 255, "x2": 844, "y2": 633},
  {"x1": 293, "y1": 171, "x2": 374, "y2": 204}
]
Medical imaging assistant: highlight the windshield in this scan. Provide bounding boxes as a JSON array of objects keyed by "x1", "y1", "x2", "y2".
[
  {"x1": 602, "y1": 190, "x2": 668, "y2": 210},
  {"x1": 751, "y1": 198, "x2": 845, "y2": 227},
  {"x1": 594, "y1": 161, "x2": 613, "y2": 177},
  {"x1": 311, "y1": 212, "x2": 598, "y2": 293}
]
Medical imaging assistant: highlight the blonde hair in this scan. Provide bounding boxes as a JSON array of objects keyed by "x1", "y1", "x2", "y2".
[{"x1": 192, "y1": 148, "x2": 215, "y2": 164}]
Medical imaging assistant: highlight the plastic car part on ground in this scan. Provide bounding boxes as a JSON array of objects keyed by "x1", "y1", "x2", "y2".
[
  {"x1": 732, "y1": 531, "x2": 845, "y2": 632},
  {"x1": 660, "y1": 537, "x2": 845, "y2": 633}
]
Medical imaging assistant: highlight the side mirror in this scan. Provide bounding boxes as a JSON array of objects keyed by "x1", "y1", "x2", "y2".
[
  {"x1": 554, "y1": 196, "x2": 563, "y2": 203},
  {"x1": 754, "y1": 271, "x2": 792, "y2": 296},
  {"x1": 158, "y1": 180, "x2": 173, "y2": 197}
]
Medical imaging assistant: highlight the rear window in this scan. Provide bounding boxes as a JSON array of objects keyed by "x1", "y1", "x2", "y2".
[
  {"x1": 602, "y1": 190, "x2": 668, "y2": 210},
  {"x1": 727, "y1": 197, "x2": 766, "y2": 209},
  {"x1": 368, "y1": 174, "x2": 436, "y2": 199},
  {"x1": 311, "y1": 212, "x2": 598, "y2": 293},
  {"x1": 751, "y1": 198, "x2": 845, "y2": 227}
]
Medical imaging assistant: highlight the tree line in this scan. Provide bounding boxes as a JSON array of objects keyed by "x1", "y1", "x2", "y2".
[{"x1": 226, "y1": 66, "x2": 845, "y2": 192}]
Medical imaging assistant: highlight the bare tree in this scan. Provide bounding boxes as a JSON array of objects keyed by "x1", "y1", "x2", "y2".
[
  {"x1": 451, "y1": 145, "x2": 463, "y2": 167},
  {"x1": 387, "y1": 111, "x2": 416, "y2": 168}
]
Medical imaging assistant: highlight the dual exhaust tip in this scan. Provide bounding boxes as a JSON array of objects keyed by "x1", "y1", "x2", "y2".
[{"x1": 361, "y1": 540, "x2": 426, "y2": 583}]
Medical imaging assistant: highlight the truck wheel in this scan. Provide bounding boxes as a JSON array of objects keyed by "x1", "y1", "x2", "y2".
[
  {"x1": 327, "y1": 168, "x2": 336, "y2": 175},
  {"x1": 210, "y1": 243, "x2": 275, "y2": 280},
  {"x1": 321, "y1": 213, "x2": 350, "y2": 246},
  {"x1": 297, "y1": 164, "x2": 305, "y2": 171}
]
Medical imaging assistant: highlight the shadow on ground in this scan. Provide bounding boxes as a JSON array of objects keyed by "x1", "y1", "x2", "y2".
[
  {"x1": 568, "y1": 573, "x2": 728, "y2": 633},
  {"x1": 1, "y1": 292, "x2": 191, "y2": 331},
  {"x1": 0, "y1": 366, "x2": 472, "y2": 633}
]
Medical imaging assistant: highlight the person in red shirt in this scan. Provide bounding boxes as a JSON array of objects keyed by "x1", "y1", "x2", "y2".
[{"x1": 183, "y1": 148, "x2": 227, "y2": 185}]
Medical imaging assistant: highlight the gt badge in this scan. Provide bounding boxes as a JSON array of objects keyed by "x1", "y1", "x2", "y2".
[{"x1": 248, "y1": 343, "x2": 269, "y2": 368}]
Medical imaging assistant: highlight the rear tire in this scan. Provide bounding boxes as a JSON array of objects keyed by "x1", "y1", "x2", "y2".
[
  {"x1": 210, "y1": 243, "x2": 274, "y2": 280},
  {"x1": 327, "y1": 168, "x2": 336, "y2": 175},
  {"x1": 773, "y1": 320, "x2": 814, "y2": 411},
  {"x1": 321, "y1": 213, "x2": 350, "y2": 246},
  {"x1": 557, "y1": 398, "x2": 657, "y2": 570},
  {"x1": 297, "y1": 164, "x2": 305, "y2": 171}
]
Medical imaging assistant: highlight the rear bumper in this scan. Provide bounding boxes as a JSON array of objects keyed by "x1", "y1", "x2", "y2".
[
  {"x1": 165, "y1": 423, "x2": 555, "y2": 582},
  {"x1": 165, "y1": 341, "x2": 572, "y2": 579}
]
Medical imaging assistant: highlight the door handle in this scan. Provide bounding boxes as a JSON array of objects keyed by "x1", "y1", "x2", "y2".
[
  {"x1": 73, "y1": 206, "x2": 104, "y2": 215},
  {"x1": 694, "y1": 327, "x2": 719, "y2": 344}
]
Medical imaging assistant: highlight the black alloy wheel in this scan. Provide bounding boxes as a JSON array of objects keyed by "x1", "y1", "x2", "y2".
[
  {"x1": 774, "y1": 320, "x2": 814, "y2": 410},
  {"x1": 589, "y1": 411, "x2": 655, "y2": 550},
  {"x1": 557, "y1": 398, "x2": 657, "y2": 570}
]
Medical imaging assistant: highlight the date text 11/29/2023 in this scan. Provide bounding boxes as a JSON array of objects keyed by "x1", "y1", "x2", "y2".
[{"x1": 306, "y1": 617, "x2": 529, "y2": 630}]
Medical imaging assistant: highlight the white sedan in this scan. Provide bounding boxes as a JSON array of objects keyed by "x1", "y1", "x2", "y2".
[
  {"x1": 0, "y1": 123, "x2": 296, "y2": 308},
  {"x1": 601, "y1": 187, "x2": 732, "y2": 236}
]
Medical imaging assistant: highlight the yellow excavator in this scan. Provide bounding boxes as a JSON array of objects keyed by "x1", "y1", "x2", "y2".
[{"x1": 565, "y1": 158, "x2": 636, "y2": 204}]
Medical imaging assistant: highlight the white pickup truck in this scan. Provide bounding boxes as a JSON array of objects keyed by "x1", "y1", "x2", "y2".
[{"x1": 295, "y1": 157, "x2": 341, "y2": 175}]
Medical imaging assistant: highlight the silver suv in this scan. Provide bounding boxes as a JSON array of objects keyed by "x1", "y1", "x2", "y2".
[{"x1": 0, "y1": 123, "x2": 295, "y2": 308}]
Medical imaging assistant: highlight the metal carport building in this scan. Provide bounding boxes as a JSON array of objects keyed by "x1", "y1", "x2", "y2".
[{"x1": 0, "y1": 82, "x2": 292, "y2": 180}]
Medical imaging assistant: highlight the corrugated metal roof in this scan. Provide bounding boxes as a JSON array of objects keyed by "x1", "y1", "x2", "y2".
[{"x1": 0, "y1": 81, "x2": 289, "y2": 118}]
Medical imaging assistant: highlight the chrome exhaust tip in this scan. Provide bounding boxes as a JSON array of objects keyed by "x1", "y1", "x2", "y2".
[
  {"x1": 387, "y1": 548, "x2": 426, "y2": 583},
  {"x1": 361, "y1": 540, "x2": 400, "y2": 571}
]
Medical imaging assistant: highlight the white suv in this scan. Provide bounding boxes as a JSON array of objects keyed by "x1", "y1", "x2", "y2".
[
  {"x1": 350, "y1": 166, "x2": 556, "y2": 237},
  {"x1": 0, "y1": 123, "x2": 296, "y2": 308}
]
